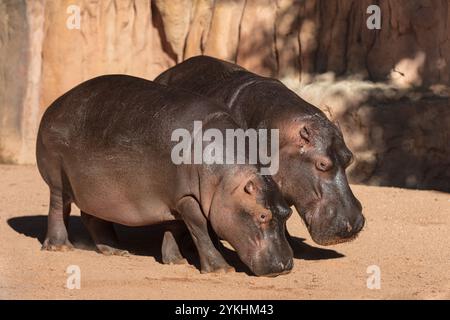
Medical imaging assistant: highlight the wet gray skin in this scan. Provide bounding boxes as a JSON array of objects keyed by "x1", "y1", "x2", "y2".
[
  {"x1": 36, "y1": 75, "x2": 293, "y2": 276},
  {"x1": 155, "y1": 56, "x2": 365, "y2": 247}
]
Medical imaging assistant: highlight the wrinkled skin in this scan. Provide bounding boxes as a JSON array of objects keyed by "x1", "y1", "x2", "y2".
[
  {"x1": 36, "y1": 75, "x2": 293, "y2": 276},
  {"x1": 155, "y1": 56, "x2": 365, "y2": 246}
]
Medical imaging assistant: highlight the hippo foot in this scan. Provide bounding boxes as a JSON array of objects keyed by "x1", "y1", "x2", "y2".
[
  {"x1": 200, "y1": 262, "x2": 235, "y2": 274},
  {"x1": 96, "y1": 244, "x2": 129, "y2": 256},
  {"x1": 162, "y1": 253, "x2": 188, "y2": 265},
  {"x1": 161, "y1": 229, "x2": 188, "y2": 265},
  {"x1": 164, "y1": 257, "x2": 189, "y2": 265},
  {"x1": 41, "y1": 238, "x2": 74, "y2": 252}
]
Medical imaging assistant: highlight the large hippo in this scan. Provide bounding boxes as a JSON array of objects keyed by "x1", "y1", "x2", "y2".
[
  {"x1": 155, "y1": 55, "x2": 365, "y2": 247},
  {"x1": 36, "y1": 75, "x2": 293, "y2": 276}
]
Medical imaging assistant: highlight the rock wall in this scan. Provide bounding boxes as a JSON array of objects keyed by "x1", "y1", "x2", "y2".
[
  {"x1": 155, "y1": 0, "x2": 450, "y2": 87},
  {"x1": 296, "y1": 80, "x2": 450, "y2": 191},
  {"x1": 1, "y1": 0, "x2": 28, "y2": 163},
  {"x1": 0, "y1": 0, "x2": 449, "y2": 191}
]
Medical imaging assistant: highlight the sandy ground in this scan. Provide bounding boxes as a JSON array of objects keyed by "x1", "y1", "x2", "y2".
[{"x1": 0, "y1": 164, "x2": 449, "y2": 300}]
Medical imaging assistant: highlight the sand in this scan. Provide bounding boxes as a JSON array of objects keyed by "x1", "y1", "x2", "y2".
[{"x1": 0, "y1": 164, "x2": 449, "y2": 299}]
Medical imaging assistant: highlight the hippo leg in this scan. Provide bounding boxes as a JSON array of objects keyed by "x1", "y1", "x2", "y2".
[
  {"x1": 177, "y1": 197, "x2": 233, "y2": 274},
  {"x1": 42, "y1": 191, "x2": 74, "y2": 251},
  {"x1": 162, "y1": 231, "x2": 187, "y2": 265},
  {"x1": 80, "y1": 212, "x2": 129, "y2": 256}
]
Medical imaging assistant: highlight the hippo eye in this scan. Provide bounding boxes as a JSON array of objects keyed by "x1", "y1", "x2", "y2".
[{"x1": 259, "y1": 214, "x2": 266, "y2": 222}]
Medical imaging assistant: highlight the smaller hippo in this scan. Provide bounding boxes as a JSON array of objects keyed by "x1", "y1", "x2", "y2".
[{"x1": 36, "y1": 75, "x2": 293, "y2": 276}]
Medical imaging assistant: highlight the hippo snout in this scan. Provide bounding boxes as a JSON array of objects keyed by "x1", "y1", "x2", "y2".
[
  {"x1": 327, "y1": 204, "x2": 365, "y2": 236},
  {"x1": 248, "y1": 240, "x2": 294, "y2": 277},
  {"x1": 352, "y1": 213, "x2": 365, "y2": 234},
  {"x1": 252, "y1": 256, "x2": 294, "y2": 277},
  {"x1": 335, "y1": 214, "x2": 365, "y2": 239},
  {"x1": 307, "y1": 200, "x2": 365, "y2": 245},
  {"x1": 341, "y1": 200, "x2": 365, "y2": 234}
]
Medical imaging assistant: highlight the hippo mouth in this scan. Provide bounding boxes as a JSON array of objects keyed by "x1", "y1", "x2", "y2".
[
  {"x1": 303, "y1": 206, "x2": 320, "y2": 231},
  {"x1": 305, "y1": 210, "x2": 315, "y2": 228},
  {"x1": 261, "y1": 267, "x2": 292, "y2": 278},
  {"x1": 248, "y1": 256, "x2": 293, "y2": 277},
  {"x1": 302, "y1": 206, "x2": 364, "y2": 246},
  {"x1": 312, "y1": 231, "x2": 360, "y2": 246}
]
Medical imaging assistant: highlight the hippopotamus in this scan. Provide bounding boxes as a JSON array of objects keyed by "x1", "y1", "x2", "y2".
[
  {"x1": 36, "y1": 75, "x2": 293, "y2": 276},
  {"x1": 155, "y1": 55, "x2": 365, "y2": 247}
]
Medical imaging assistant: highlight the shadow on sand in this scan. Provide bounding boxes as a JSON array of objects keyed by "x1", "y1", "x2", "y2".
[{"x1": 7, "y1": 215, "x2": 344, "y2": 275}]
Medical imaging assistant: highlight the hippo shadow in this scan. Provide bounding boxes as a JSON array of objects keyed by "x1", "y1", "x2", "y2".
[
  {"x1": 6, "y1": 215, "x2": 248, "y2": 274},
  {"x1": 287, "y1": 236, "x2": 345, "y2": 260},
  {"x1": 216, "y1": 234, "x2": 345, "y2": 275},
  {"x1": 7, "y1": 215, "x2": 343, "y2": 276},
  {"x1": 6, "y1": 215, "x2": 188, "y2": 265}
]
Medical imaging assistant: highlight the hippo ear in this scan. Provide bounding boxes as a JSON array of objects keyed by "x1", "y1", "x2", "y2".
[
  {"x1": 244, "y1": 180, "x2": 256, "y2": 195},
  {"x1": 299, "y1": 126, "x2": 310, "y2": 144}
]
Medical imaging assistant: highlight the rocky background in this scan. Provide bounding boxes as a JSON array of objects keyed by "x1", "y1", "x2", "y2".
[{"x1": 0, "y1": 0, "x2": 449, "y2": 191}]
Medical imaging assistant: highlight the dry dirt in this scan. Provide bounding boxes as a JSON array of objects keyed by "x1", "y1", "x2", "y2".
[{"x1": 0, "y1": 164, "x2": 449, "y2": 300}]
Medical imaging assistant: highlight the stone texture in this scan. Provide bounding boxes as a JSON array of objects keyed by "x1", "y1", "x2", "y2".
[
  {"x1": 275, "y1": 0, "x2": 301, "y2": 80},
  {"x1": 296, "y1": 80, "x2": 450, "y2": 192},
  {"x1": 0, "y1": 0, "x2": 43, "y2": 164},
  {"x1": 204, "y1": 0, "x2": 245, "y2": 61},
  {"x1": 0, "y1": 0, "x2": 28, "y2": 163},
  {"x1": 183, "y1": 0, "x2": 214, "y2": 58},
  {"x1": 153, "y1": 0, "x2": 192, "y2": 62},
  {"x1": 236, "y1": 0, "x2": 277, "y2": 77},
  {"x1": 40, "y1": 0, "x2": 174, "y2": 111}
]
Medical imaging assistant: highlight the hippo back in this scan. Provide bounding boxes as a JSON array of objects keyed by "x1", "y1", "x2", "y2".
[
  {"x1": 37, "y1": 75, "x2": 236, "y2": 225},
  {"x1": 154, "y1": 55, "x2": 326, "y2": 128}
]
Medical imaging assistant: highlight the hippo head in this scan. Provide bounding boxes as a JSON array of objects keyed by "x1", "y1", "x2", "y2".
[
  {"x1": 275, "y1": 114, "x2": 365, "y2": 246},
  {"x1": 209, "y1": 168, "x2": 293, "y2": 276}
]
